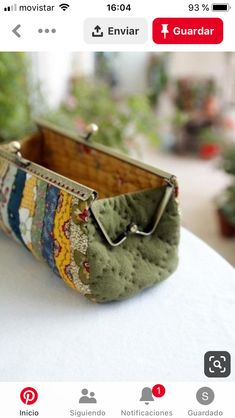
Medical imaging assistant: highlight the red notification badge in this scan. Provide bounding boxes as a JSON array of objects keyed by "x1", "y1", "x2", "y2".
[{"x1": 152, "y1": 384, "x2": 166, "y2": 398}]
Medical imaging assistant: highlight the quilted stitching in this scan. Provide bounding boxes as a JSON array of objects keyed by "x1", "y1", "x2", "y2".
[{"x1": 87, "y1": 186, "x2": 180, "y2": 303}]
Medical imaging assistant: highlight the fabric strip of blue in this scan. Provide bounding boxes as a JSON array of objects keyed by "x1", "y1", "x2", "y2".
[
  {"x1": 7, "y1": 168, "x2": 27, "y2": 247},
  {"x1": 41, "y1": 185, "x2": 60, "y2": 276}
]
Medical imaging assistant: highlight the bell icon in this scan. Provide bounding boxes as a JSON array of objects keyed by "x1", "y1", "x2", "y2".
[{"x1": 139, "y1": 387, "x2": 154, "y2": 405}]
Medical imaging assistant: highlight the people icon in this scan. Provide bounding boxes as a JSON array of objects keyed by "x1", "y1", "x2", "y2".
[
  {"x1": 89, "y1": 392, "x2": 96, "y2": 403},
  {"x1": 79, "y1": 388, "x2": 97, "y2": 404}
]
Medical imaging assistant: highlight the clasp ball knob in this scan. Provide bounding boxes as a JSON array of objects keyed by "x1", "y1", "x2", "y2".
[
  {"x1": 9, "y1": 141, "x2": 21, "y2": 153},
  {"x1": 86, "y1": 123, "x2": 99, "y2": 135}
]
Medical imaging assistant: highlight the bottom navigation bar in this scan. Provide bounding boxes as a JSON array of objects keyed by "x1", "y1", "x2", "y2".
[{"x1": 0, "y1": 382, "x2": 233, "y2": 417}]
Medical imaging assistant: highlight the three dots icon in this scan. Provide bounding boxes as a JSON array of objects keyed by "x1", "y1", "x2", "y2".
[{"x1": 38, "y1": 28, "x2": 56, "y2": 34}]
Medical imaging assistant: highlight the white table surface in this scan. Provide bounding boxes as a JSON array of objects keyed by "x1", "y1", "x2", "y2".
[{"x1": 0, "y1": 227, "x2": 234, "y2": 382}]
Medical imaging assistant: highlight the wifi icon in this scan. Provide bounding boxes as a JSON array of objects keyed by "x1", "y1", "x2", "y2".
[{"x1": 59, "y1": 3, "x2": 70, "y2": 11}]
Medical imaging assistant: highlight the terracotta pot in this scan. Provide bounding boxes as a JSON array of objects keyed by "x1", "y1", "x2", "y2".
[
  {"x1": 217, "y1": 210, "x2": 235, "y2": 238},
  {"x1": 199, "y1": 143, "x2": 221, "y2": 159},
  {"x1": 204, "y1": 95, "x2": 219, "y2": 119}
]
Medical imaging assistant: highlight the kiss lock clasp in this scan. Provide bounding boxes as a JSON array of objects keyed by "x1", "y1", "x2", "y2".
[{"x1": 8, "y1": 141, "x2": 30, "y2": 167}]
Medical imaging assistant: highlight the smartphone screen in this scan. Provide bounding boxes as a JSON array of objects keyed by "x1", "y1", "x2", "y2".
[{"x1": 0, "y1": 0, "x2": 234, "y2": 416}]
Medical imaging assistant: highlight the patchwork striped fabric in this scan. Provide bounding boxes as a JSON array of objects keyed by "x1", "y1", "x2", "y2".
[
  {"x1": 31, "y1": 180, "x2": 48, "y2": 260},
  {"x1": 0, "y1": 159, "x2": 11, "y2": 235},
  {"x1": 41, "y1": 185, "x2": 61, "y2": 276},
  {"x1": 53, "y1": 190, "x2": 75, "y2": 289},
  {"x1": 8, "y1": 169, "x2": 27, "y2": 246},
  {"x1": 0, "y1": 164, "x2": 19, "y2": 239},
  {"x1": 70, "y1": 198, "x2": 91, "y2": 295},
  {"x1": 19, "y1": 174, "x2": 37, "y2": 251},
  {"x1": 0, "y1": 159, "x2": 91, "y2": 296}
]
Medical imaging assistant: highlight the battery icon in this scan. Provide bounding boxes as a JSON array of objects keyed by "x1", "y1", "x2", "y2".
[{"x1": 212, "y1": 3, "x2": 231, "y2": 11}]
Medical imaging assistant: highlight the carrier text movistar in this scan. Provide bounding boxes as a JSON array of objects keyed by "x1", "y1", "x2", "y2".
[{"x1": 10, "y1": 4, "x2": 56, "y2": 11}]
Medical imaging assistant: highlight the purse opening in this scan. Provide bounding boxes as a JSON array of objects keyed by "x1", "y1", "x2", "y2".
[{"x1": 20, "y1": 125, "x2": 167, "y2": 198}]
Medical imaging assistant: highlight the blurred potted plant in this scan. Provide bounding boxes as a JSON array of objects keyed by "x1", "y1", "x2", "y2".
[
  {"x1": 0, "y1": 52, "x2": 33, "y2": 142},
  {"x1": 217, "y1": 146, "x2": 235, "y2": 237},
  {"x1": 46, "y1": 77, "x2": 160, "y2": 152},
  {"x1": 147, "y1": 54, "x2": 169, "y2": 107},
  {"x1": 171, "y1": 109, "x2": 189, "y2": 153},
  {"x1": 199, "y1": 127, "x2": 224, "y2": 159}
]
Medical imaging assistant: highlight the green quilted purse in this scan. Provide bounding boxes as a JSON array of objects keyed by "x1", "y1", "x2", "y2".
[{"x1": 0, "y1": 120, "x2": 180, "y2": 303}]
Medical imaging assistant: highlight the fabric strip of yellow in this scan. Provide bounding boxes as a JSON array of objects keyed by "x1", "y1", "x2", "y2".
[
  {"x1": 53, "y1": 190, "x2": 75, "y2": 289},
  {"x1": 70, "y1": 197, "x2": 91, "y2": 295},
  {"x1": 20, "y1": 174, "x2": 37, "y2": 216}
]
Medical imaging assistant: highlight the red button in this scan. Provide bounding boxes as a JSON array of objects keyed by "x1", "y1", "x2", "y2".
[{"x1": 153, "y1": 18, "x2": 223, "y2": 44}]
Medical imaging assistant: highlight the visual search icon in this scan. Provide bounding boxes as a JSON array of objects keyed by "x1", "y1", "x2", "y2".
[
  {"x1": 79, "y1": 388, "x2": 97, "y2": 404},
  {"x1": 20, "y1": 387, "x2": 38, "y2": 405},
  {"x1": 204, "y1": 351, "x2": 231, "y2": 378}
]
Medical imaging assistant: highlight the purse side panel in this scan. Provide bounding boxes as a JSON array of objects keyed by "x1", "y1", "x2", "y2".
[
  {"x1": 0, "y1": 157, "x2": 93, "y2": 297},
  {"x1": 86, "y1": 187, "x2": 180, "y2": 303}
]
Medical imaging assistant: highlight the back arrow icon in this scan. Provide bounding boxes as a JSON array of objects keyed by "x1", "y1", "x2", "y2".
[{"x1": 12, "y1": 24, "x2": 21, "y2": 38}]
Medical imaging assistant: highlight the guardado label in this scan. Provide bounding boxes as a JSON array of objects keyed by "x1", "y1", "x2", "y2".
[{"x1": 187, "y1": 410, "x2": 223, "y2": 416}]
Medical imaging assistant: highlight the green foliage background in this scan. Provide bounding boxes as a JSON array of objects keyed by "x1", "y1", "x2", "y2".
[
  {"x1": 47, "y1": 77, "x2": 159, "y2": 152},
  {"x1": 219, "y1": 146, "x2": 235, "y2": 225},
  {"x1": 0, "y1": 53, "x2": 159, "y2": 152},
  {"x1": 0, "y1": 52, "x2": 33, "y2": 142}
]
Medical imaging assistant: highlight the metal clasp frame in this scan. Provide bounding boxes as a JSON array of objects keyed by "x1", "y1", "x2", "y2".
[{"x1": 90, "y1": 184, "x2": 174, "y2": 247}]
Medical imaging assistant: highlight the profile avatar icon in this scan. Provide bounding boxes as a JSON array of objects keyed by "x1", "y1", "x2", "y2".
[
  {"x1": 79, "y1": 388, "x2": 97, "y2": 404},
  {"x1": 140, "y1": 387, "x2": 154, "y2": 405}
]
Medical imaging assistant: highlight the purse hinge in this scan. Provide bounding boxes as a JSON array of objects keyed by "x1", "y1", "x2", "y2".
[{"x1": 90, "y1": 184, "x2": 174, "y2": 247}]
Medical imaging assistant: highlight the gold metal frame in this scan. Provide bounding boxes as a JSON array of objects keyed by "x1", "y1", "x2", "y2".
[{"x1": 0, "y1": 119, "x2": 178, "y2": 246}]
